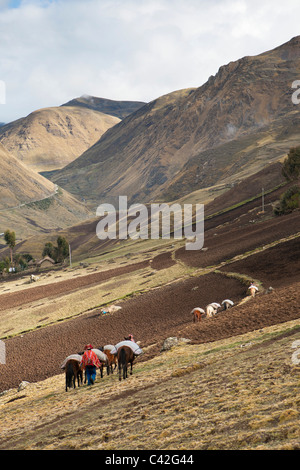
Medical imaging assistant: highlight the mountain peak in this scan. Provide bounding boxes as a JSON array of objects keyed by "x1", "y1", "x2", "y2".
[
  {"x1": 284, "y1": 35, "x2": 300, "y2": 46},
  {"x1": 264, "y1": 35, "x2": 300, "y2": 60},
  {"x1": 61, "y1": 96, "x2": 146, "y2": 120}
]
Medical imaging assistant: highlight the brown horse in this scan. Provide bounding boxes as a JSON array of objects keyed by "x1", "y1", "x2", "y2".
[
  {"x1": 117, "y1": 346, "x2": 135, "y2": 381},
  {"x1": 191, "y1": 307, "x2": 205, "y2": 323},
  {"x1": 65, "y1": 359, "x2": 83, "y2": 391},
  {"x1": 104, "y1": 348, "x2": 117, "y2": 375}
]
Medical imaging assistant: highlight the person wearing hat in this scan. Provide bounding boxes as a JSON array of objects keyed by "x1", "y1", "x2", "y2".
[
  {"x1": 80, "y1": 344, "x2": 101, "y2": 385},
  {"x1": 125, "y1": 334, "x2": 135, "y2": 342}
]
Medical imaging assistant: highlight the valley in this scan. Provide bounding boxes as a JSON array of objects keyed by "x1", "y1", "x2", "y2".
[{"x1": 0, "y1": 35, "x2": 299, "y2": 451}]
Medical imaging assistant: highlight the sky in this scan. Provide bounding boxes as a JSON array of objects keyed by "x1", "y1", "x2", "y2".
[{"x1": 0, "y1": 0, "x2": 300, "y2": 123}]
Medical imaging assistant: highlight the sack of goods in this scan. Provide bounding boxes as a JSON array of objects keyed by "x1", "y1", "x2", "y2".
[
  {"x1": 110, "y1": 340, "x2": 143, "y2": 356},
  {"x1": 60, "y1": 354, "x2": 82, "y2": 369},
  {"x1": 92, "y1": 349, "x2": 108, "y2": 362}
]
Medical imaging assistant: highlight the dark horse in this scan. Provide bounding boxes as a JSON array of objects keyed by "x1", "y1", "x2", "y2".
[
  {"x1": 65, "y1": 359, "x2": 83, "y2": 392},
  {"x1": 117, "y1": 346, "x2": 135, "y2": 381}
]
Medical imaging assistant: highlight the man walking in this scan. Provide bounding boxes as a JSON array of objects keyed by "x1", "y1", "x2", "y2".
[{"x1": 80, "y1": 344, "x2": 101, "y2": 385}]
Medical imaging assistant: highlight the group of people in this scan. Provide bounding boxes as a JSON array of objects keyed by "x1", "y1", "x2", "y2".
[{"x1": 80, "y1": 334, "x2": 136, "y2": 385}]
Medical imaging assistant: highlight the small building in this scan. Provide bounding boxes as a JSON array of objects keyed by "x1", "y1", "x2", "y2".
[
  {"x1": 28, "y1": 256, "x2": 55, "y2": 269},
  {"x1": 36, "y1": 256, "x2": 56, "y2": 268}
]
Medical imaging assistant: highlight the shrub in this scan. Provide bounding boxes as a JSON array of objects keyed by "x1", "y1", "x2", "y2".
[
  {"x1": 273, "y1": 185, "x2": 300, "y2": 215},
  {"x1": 42, "y1": 236, "x2": 69, "y2": 263},
  {"x1": 282, "y1": 147, "x2": 300, "y2": 181}
]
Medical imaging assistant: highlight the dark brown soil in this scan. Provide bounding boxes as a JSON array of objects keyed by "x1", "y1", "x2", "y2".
[
  {"x1": 0, "y1": 271, "x2": 246, "y2": 393},
  {"x1": 0, "y1": 209, "x2": 299, "y2": 394},
  {"x1": 220, "y1": 236, "x2": 300, "y2": 288},
  {"x1": 176, "y1": 210, "x2": 300, "y2": 269}
]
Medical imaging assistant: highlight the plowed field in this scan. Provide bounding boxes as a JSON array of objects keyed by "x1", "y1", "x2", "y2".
[{"x1": 0, "y1": 209, "x2": 299, "y2": 394}]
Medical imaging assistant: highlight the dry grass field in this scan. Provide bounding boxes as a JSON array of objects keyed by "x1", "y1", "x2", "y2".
[
  {"x1": 0, "y1": 198, "x2": 299, "y2": 451},
  {"x1": 0, "y1": 320, "x2": 299, "y2": 450}
]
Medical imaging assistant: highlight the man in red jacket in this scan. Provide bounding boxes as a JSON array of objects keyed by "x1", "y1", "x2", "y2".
[{"x1": 80, "y1": 344, "x2": 101, "y2": 385}]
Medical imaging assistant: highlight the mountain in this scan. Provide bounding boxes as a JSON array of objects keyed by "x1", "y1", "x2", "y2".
[
  {"x1": 49, "y1": 88, "x2": 196, "y2": 206},
  {"x1": 0, "y1": 105, "x2": 120, "y2": 173},
  {"x1": 0, "y1": 142, "x2": 92, "y2": 240},
  {"x1": 0, "y1": 142, "x2": 55, "y2": 210},
  {"x1": 6, "y1": 157, "x2": 289, "y2": 264},
  {"x1": 61, "y1": 95, "x2": 146, "y2": 119},
  {"x1": 48, "y1": 36, "x2": 300, "y2": 207}
]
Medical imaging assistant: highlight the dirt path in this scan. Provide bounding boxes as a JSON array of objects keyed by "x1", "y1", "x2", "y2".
[{"x1": 1, "y1": 210, "x2": 299, "y2": 393}]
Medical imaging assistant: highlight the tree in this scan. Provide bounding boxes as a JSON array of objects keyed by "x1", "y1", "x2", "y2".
[
  {"x1": 42, "y1": 242, "x2": 55, "y2": 259},
  {"x1": 42, "y1": 237, "x2": 69, "y2": 263},
  {"x1": 22, "y1": 253, "x2": 34, "y2": 263},
  {"x1": 56, "y1": 236, "x2": 69, "y2": 263},
  {"x1": 4, "y1": 230, "x2": 16, "y2": 265},
  {"x1": 282, "y1": 147, "x2": 300, "y2": 181},
  {"x1": 275, "y1": 147, "x2": 300, "y2": 216},
  {"x1": 0, "y1": 257, "x2": 10, "y2": 273},
  {"x1": 274, "y1": 185, "x2": 300, "y2": 215}
]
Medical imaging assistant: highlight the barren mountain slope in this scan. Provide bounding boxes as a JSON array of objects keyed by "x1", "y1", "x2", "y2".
[
  {"x1": 0, "y1": 142, "x2": 55, "y2": 210},
  {"x1": 50, "y1": 36, "x2": 300, "y2": 206},
  {"x1": 0, "y1": 142, "x2": 92, "y2": 240},
  {"x1": 0, "y1": 106, "x2": 120, "y2": 172}
]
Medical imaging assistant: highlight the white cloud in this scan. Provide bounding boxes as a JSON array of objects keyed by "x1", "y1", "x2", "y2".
[{"x1": 0, "y1": 0, "x2": 300, "y2": 123}]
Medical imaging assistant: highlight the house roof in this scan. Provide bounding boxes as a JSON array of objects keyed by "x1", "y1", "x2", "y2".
[{"x1": 36, "y1": 256, "x2": 55, "y2": 265}]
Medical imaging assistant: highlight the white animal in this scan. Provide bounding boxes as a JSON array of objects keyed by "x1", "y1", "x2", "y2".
[
  {"x1": 222, "y1": 299, "x2": 234, "y2": 310},
  {"x1": 206, "y1": 304, "x2": 217, "y2": 318},
  {"x1": 30, "y1": 274, "x2": 40, "y2": 283},
  {"x1": 248, "y1": 283, "x2": 258, "y2": 297},
  {"x1": 210, "y1": 302, "x2": 221, "y2": 310}
]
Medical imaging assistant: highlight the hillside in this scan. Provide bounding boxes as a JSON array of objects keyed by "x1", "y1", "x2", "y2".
[
  {"x1": 9, "y1": 155, "x2": 288, "y2": 263},
  {"x1": 48, "y1": 36, "x2": 300, "y2": 207},
  {"x1": 162, "y1": 112, "x2": 300, "y2": 202},
  {"x1": 0, "y1": 200, "x2": 299, "y2": 450},
  {"x1": 0, "y1": 188, "x2": 92, "y2": 243},
  {"x1": 61, "y1": 95, "x2": 146, "y2": 119},
  {"x1": 0, "y1": 142, "x2": 92, "y2": 241},
  {"x1": 0, "y1": 142, "x2": 55, "y2": 210},
  {"x1": 0, "y1": 105, "x2": 120, "y2": 172},
  {"x1": 0, "y1": 130, "x2": 299, "y2": 449}
]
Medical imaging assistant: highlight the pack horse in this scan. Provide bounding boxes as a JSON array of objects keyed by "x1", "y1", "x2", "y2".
[{"x1": 117, "y1": 346, "x2": 135, "y2": 381}]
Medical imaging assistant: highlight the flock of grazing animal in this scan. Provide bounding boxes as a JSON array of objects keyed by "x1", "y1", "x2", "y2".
[
  {"x1": 191, "y1": 281, "x2": 259, "y2": 323},
  {"x1": 191, "y1": 299, "x2": 234, "y2": 323},
  {"x1": 61, "y1": 338, "x2": 142, "y2": 392}
]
